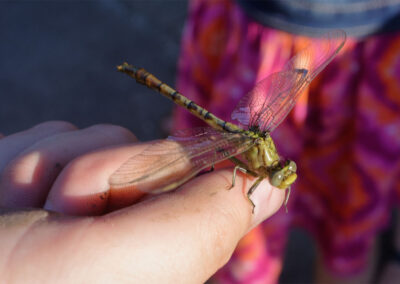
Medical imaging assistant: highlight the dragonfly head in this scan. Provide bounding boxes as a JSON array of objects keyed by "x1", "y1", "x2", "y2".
[{"x1": 269, "y1": 160, "x2": 297, "y2": 189}]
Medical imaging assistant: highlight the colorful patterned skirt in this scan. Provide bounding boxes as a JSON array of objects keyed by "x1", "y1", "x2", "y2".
[{"x1": 173, "y1": 0, "x2": 400, "y2": 282}]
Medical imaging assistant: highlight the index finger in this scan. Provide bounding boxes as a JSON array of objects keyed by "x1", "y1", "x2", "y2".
[{"x1": 44, "y1": 140, "x2": 284, "y2": 219}]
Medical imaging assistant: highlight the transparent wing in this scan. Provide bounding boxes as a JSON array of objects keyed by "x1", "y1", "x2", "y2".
[
  {"x1": 231, "y1": 70, "x2": 307, "y2": 132},
  {"x1": 109, "y1": 127, "x2": 254, "y2": 194},
  {"x1": 231, "y1": 30, "x2": 346, "y2": 132}
]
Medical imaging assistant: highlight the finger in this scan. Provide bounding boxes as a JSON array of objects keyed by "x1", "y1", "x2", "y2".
[
  {"x1": 87, "y1": 169, "x2": 285, "y2": 283},
  {"x1": 42, "y1": 139, "x2": 227, "y2": 216},
  {"x1": 0, "y1": 169, "x2": 284, "y2": 283},
  {"x1": 42, "y1": 137, "x2": 281, "y2": 220},
  {"x1": 0, "y1": 121, "x2": 77, "y2": 173},
  {"x1": 43, "y1": 143, "x2": 150, "y2": 215},
  {"x1": 0, "y1": 124, "x2": 137, "y2": 209}
]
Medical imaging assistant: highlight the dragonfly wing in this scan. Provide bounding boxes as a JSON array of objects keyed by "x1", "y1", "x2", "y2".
[
  {"x1": 109, "y1": 127, "x2": 254, "y2": 194},
  {"x1": 282, "y1": 30, "x2": 346, "y2": 81},
  {"x1": 231, "y1": 30, "x2": 346, "y2": 132},
  {"x1": 231, "y1": 70, "x2": 307, "y2": 132}
]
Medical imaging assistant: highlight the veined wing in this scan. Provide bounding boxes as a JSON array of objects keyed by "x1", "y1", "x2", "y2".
[
  {"x1": 109, "y1": 127, "x2": 254, "y2": 193},
  {"x1": 231, "y1": 30, "x2": 346, "y2": 133},
  {"x1": 231, "y1": 70, "x2": 307, "y2": 132},
  {"x1": 282, "y1": 30, "x2": 346, "y2": 82}
]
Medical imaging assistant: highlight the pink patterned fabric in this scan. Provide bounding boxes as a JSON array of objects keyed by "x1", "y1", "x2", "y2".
[{"x1": 173, "y1": 0, "x2": 400, "y2": 282}]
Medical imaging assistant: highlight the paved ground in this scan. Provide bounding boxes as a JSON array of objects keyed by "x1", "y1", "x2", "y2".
[
  {"x1": 0, "y1": 1, "x2": 316, "y2": 282},
  {"x1": 0, "y1": 1, "x2": 186, "y2": 140}
]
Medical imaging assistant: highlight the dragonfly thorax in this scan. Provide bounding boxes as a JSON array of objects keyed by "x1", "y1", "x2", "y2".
[
  {"x1": 247, "y1": 125, "x2": 269, "y2": 138},
  {"x1": 244, "y1": 135, "x2": 280, "y2": 171}
]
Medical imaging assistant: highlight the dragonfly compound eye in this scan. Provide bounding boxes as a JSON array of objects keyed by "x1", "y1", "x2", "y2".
[
  {"x1": 288, "y1": 161, "x2": 297, "y2": 172},
  {"x1": 271, "y1": 172, "x2": 284, "y2": 187}
]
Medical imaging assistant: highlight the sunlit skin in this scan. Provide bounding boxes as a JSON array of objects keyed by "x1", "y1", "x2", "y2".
[{"x1": 0, "y1": 121, "x2": 286, "y2": 283}]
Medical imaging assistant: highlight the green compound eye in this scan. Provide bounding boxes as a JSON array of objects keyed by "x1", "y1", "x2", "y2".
[
  {"x1": 288, "y1": 161, "x2": 297, "y2": 172},
  {"x1": 271, "y1": 172, "x2": 284, "y2": 187}
]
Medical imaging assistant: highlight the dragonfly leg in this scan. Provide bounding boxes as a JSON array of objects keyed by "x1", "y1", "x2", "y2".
[
  {"x1": 210, "y1": 164, "x2": 215, "y2": 172},
  {"x1": 230, "y1": 165, "x2": 248, "y2": 189},
  {"x1": 283, "y1": 186, "x2": 291, "y2": 213},
  {"x1": 203, "y1": 150, "x2": 217, "y2": 174},
  {"x1": 229, "y1": 157, "x2": 258, "y2": 177},
  {"x1": 199, "y1": 163, "x2": 215, "y2": 175},
  {"x1": 247, "y1": 177, "x2": 264, "y2": 213},
  {"x1": 208, "y1": 150, "x2": 217, "y2": 173}
]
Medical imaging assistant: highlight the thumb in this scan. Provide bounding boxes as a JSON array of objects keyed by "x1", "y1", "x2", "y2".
[{"x1": 94, "y1": 168, "x2": 285, "y2": 283}]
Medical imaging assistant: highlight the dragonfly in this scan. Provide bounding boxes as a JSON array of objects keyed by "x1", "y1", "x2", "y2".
[{"x1": 110, "y1": 30, "x2": 346, "y2": 212}]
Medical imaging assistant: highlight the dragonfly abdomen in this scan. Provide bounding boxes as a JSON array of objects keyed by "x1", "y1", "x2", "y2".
[{"x1": 118, "y1": 63, "x2": 242, "y2": 133}]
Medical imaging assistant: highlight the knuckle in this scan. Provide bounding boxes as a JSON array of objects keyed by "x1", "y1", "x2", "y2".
[
  {"x1": 88, "y1": 124, "x2": 137, "y2": 142},
  {"x1": 0, "y1": 151, "x2": 43, "y2": 196},
  {"x1": 62, "y1": 151, "x2": 97, "y2": 175},
  {"x1": 2, "y1": 152, "x2": 40, "y2": 180},
  {"x1": 33, "y1": 121, "x2": 77, "y2": 131}
]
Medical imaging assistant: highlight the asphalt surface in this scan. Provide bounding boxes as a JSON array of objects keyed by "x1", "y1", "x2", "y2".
[
  {"x1": 0, "y1": 1, "x2": 186, "y2": 140},
  {"x1": 0, "y1": 1, "x2": 314, "y2": 283}
]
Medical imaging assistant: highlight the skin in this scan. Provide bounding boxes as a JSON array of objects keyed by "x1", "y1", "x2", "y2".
[{"x1": 0, "y1": 121, "x2": 285, "y2": 284}]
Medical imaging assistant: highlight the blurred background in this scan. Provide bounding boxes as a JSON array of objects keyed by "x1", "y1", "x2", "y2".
[
  {"x1": 3, "y1": 1, "x2": 394, "y2": 283},
  {"x1": 0, "y1": 1, "x2": 186, "y2": 140}
]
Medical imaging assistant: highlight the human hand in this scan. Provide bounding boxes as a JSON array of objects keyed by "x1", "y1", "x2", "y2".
[{"x1": 0, "y1": 121, "x2": 285, "y2": 283}]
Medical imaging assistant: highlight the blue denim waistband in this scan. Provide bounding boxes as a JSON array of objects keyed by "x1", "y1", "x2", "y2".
[{"x1": 236, "y1": 0, "x2": 400, "y2": 38}]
